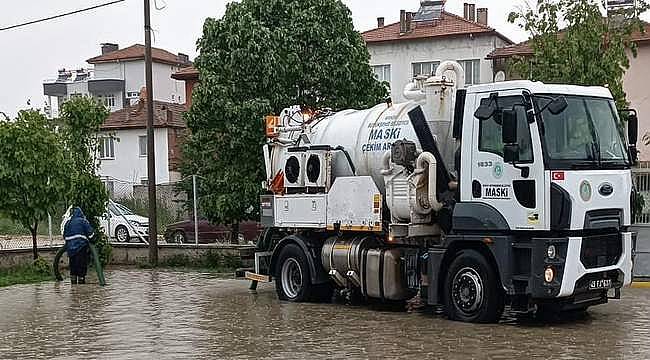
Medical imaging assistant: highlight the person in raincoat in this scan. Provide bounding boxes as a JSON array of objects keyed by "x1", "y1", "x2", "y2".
[{"x1": 63, "y1": 207, "x2": 95, "y2": 284}]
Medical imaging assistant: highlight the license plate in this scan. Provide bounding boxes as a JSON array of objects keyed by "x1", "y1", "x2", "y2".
[{"x1": 589, "y1": 279, "x2": 613, "y2": 290}]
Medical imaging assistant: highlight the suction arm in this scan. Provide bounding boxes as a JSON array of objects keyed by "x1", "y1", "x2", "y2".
[
  {"x1": 414, "y1": 152, "x2": 443, "y2": 213},
  {"x1": 435, "y1": 60, "x2": 466, "y2": 89}
]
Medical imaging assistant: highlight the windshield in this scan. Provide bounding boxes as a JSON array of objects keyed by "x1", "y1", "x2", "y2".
[
  {"x1": 535, "y1": 96, "x2": 629, "y2": 169},
  {"x1": 109, "y1": 202, "x2": 135, "y2": 216}
]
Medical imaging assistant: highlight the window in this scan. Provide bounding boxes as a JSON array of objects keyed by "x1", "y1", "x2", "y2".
[
  {"x1": 127, "y1": 91, "x2": 140, "y2": 99},
  {"x1": 371, "y1": 65, "x2": 391, "y2": 84},
  {"x1": 478, "y1": 96, "x2": 533, "y2": 162},
  {"x1": 412, "y1": 61, "x2": 440, "y2": 78},
  {"x1": 139, "y1": 136, "x2": 147, "y2": 157},
  {"x1": 97, "y1": 94, "x2": 116, "y2": 108},
  {"x1": 98, "y1": 137, "x2": 115, "y2": 159},
  {"x1": 458, "y1": 59, "x2": 481, "y2": 86}
]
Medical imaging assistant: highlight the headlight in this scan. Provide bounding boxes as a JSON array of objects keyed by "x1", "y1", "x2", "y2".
[
  {"x1": 544, "y1": 267, "x2": 555, "y2": 283},
  {"x1": 547, "y1": 245, "x2": 556, "y2": 259}
]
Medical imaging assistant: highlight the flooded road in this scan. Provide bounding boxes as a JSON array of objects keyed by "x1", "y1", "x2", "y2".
[{"x1": 1, "y1": 269, "x2": 649, "y2": 359}]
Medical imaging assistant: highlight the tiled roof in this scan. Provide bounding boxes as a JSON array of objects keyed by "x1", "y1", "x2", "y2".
[
  {"x1": 633, "y1": 22, "x2": 650, "y2": 42},
  {"x1": 88, "y1": 44, "x2": 191, "y2": 66},
  {"x1": 101, "y1": 101, "x2": 187, "y2": 131},
  {"x1": 486, "y1": 41, "x2": 533, "y2": 59},
  {"x1": 171, "y1": 66, "x2": 199, "y2": 80},
  {"x1": 487, "y1": 22, "x2": 650, "y2": 59},
  {"x1": 362, "y1": 11, "x2": 513, "y2": 44}
]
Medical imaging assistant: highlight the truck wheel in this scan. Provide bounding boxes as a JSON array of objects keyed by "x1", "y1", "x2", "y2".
[
  {"x1": 275, "y1": 244, "x2": 314, "y2": 302},
  {"x1": 444, "y1": 249, "x2": 504, "y2": 323}
]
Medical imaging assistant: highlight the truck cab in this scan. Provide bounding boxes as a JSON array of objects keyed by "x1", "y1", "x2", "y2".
[{"x1": 448, "y1": 82, "x2": 636, "y2": 315}]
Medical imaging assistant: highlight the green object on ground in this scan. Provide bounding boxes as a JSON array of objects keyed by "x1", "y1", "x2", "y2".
[{"x1": 53, "y1": 242, "x2": 106, "y2": 286}]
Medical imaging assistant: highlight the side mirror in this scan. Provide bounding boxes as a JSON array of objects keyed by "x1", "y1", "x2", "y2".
[
  {"x1": 504, "y1": 144, "x2": 520, "y2": 163},
  {"x1": 502, "y1": 109, "x2": 520, "y2": 164},
  {"x1": 501, "y1": 109, "x2": 518, "y2": 144},
  {"x1": 628, "y1": 113, "x2": 638, "y2": 146},
  {"x1": 474, "y1": 102, "x2": 495, "y2": 120},
  {"x1": 547, "y1": 96, "x2": 568, "y2": 115}
]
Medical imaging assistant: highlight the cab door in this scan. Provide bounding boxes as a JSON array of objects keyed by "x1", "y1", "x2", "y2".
[{"x1": 470, "y1": 91, "x2": 546, "y2": 230}]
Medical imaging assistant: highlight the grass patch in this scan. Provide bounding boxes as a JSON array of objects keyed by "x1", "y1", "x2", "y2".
[
  {"x1": 136, "y1": 251, "x2": 242, "y2": 273},
  {"x1": 0, "y1": 207, "x2": 66, "y2": 236},
  {"x1": 0, "y1": 257, "x2": 53, "y2": 287}
]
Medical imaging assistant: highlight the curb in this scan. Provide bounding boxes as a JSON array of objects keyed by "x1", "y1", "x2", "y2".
[{"x1": 631, "y1": 282, "x2": 650, "y2": 289}]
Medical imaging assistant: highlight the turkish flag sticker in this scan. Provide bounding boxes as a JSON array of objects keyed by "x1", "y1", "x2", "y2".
[{"x1": 552, "y1": 171, "x2": 565, "y2": 181}]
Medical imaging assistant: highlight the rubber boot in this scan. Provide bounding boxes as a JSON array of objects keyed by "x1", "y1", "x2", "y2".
[
  {"x1": 71, "y1": 276, "x2": 78, "y2": 285},
  {"x1": 78, "y1": 277, "x2": 86, "y2": 284}
]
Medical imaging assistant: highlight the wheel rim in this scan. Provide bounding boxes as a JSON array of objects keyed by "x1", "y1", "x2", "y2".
[
  {"x1": 174, "y1": 232, "x2": 185, "y2": 244},
  {"x1": 281, "y1": 258, "x2": 303, "y2": 299},
  {"x1": 116, "y1": 228, "x2": 128, "y2": 242},
  {"x1": 452, "y1": 267, "x2": 484, "y2": 316}
]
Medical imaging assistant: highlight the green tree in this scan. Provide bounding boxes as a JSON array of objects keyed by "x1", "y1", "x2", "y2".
[
  {"x1": 0, "y1": 111, "x2": 71, "y2": 259},
  {"x1": 508, "y1": 0, "x2": 648, "y2": 109},
  {"x1": 59, "y1": 97, "x2": 111, "y2": 265},
  {"x1": 183, "y1": 0, "x2": 386, "y2": 240}
]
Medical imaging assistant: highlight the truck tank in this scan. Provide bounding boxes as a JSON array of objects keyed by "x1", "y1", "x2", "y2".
[{"x1": 269, "y1": 61, "x2": 465, "y2": 193}]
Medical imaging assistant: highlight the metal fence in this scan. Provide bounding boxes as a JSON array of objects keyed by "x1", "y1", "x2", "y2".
[
  {"x1": 634, "y1": 164, "x2": 650, "y2": 224},
  {"x1": 0, "y1": 236, "x2": 64, "y2": 251},
  {"x1": 101, "y1": 175, "x2": 258, "y2": 246}
]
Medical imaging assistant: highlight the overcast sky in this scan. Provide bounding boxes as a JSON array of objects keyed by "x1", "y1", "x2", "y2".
[{"x1": 0, "y1": 0, "x2": 647, "y2": 117}]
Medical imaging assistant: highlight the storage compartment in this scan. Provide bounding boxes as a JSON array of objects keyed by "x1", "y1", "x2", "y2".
[{"x1": 361, "y1": 248, "x2": 417, "y2": 301}]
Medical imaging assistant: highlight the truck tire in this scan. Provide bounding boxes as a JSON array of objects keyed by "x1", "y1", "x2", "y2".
[
  {"x1": 444, "y1": 249, "x2": 505, "y2": 323},
  {"x1": 275, "y1": 244, "x2": 315, "y2": 302}
]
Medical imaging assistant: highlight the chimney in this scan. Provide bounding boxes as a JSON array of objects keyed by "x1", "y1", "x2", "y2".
[
  {"x1": 377, "y1": 17, "x2": 385, "y2": 28},
  {"x1": 468, "y1": 4, "x2": 476, "y2": 22},
  {"x1": 178, "y1": 53, "x2": 189, "y2": 64},
  {"x1": 101, "y1": 43, "x2": 119, "y2": 55},
  {"x1": 463, "y1": 3, "x2": 470, "y2": 20},
  {"x1": 477, "y1": 8, "x2": 488, "y2": 26},
  {"x1": 405, "y1": 12, "x2": 414, "y2": 32},
  {"x1": 400, "y1": 10, "x2": 407, "y2": 34}
]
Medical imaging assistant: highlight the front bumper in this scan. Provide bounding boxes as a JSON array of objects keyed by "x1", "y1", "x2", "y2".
[
  {"x1": 527, "y1": 232, "x2": 632, "y2": 300},
  {"x1": 557, "y1": 232, "x2": 633, "y2": 297}
]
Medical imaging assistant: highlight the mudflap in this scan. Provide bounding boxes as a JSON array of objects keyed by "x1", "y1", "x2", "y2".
[{"x1": 426, "y1": 248, "x2": 446, "y2": 305}]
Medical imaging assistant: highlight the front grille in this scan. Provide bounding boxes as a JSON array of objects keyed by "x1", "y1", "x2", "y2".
[{"x1": 580, "y1": 233, "x2": 622, "y2": 269}]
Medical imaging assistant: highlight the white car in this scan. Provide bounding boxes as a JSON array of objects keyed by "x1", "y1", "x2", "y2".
[
  {"x1": 100, "y1": 202, "x2": 149, "y2": 243},
  {"x1": 61, "y1": 202, "x2": 149, "y2": 243}
]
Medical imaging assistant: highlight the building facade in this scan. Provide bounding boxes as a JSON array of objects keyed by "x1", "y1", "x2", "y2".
[
  {"x1": 97, "y1": 99, "x2": 187, "y2": 198},
  {"x1": 43, "y1": 43, "x2": 191, "y2": 118},
  {"x1": 171, "y1": 66, "x2": 199, "y2": 109},
  {"x1": 362, "y1": 2, "x2": 512, "y2": 103}
]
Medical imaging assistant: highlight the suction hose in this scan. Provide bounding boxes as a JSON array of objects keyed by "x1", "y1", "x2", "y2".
[{"x1": 54, "y1": 242, "x2": 106, "y2": 286}]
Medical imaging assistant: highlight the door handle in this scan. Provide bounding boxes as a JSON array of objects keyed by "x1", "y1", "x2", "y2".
[{"x1": 472, "y1": 180, "x2": 482, "y2": 198}]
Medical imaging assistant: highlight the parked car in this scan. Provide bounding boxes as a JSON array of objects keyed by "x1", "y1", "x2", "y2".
[
  {"x1": 164, "y1": 220, "x2": 263, "y2": 244},
  {"x1": 60, "y1": 201, "x2": 148, "y2": 243},
  {"x1": 100, "y1": 201, "x2": 149, "y2": 243}
]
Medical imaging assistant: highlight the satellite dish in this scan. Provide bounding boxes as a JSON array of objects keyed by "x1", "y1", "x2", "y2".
[{"x1": 494, "y1": 71, "x2": 506, "y2": 82}]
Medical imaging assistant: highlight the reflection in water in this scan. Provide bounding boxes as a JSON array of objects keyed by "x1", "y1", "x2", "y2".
[{"x1": 0, "y1": 269, "x2": 649, "y2": 359}]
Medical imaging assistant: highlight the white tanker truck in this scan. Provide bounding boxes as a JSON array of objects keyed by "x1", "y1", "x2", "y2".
[{"x1": 245, "y1": 61, "x2": 639, "y2": 323}]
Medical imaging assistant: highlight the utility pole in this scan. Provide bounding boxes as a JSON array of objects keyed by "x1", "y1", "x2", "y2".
[{"x1": 144, "y1": 0, "x2": 158, "y2": 265}]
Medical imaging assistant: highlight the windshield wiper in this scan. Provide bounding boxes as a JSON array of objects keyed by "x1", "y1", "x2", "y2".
[
  {"x1": 571, "y1": 161, "x2": 598, "y2": 169},
  {"x1": 600, "y1": 160, "x2": 629, "y2": 169}
]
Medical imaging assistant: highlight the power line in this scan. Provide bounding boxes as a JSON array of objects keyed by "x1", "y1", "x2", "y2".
[{"x1": 0, "y1": 0, "x2": 126, "y2": 32}]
